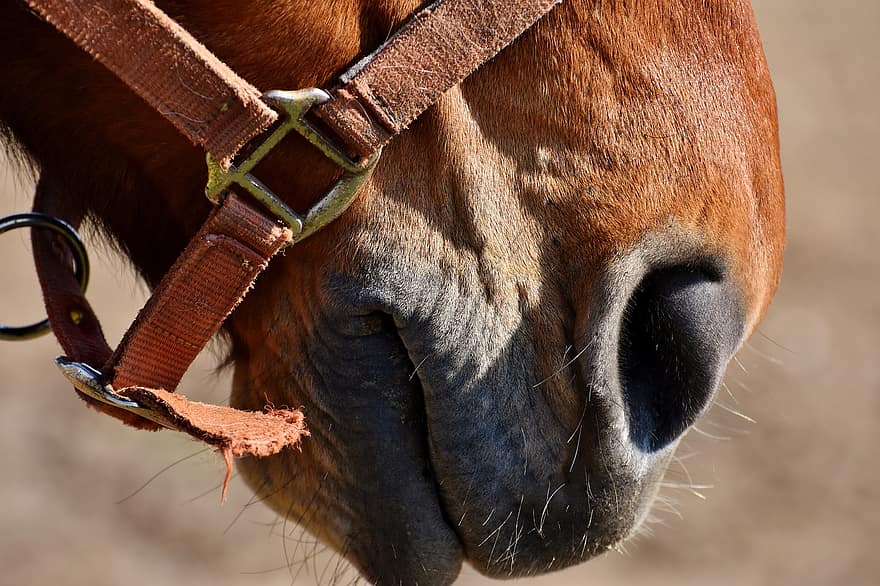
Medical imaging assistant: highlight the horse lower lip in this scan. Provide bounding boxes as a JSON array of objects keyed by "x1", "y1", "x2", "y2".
[{"x1": 284, "y1": 311, "x2": 466, "y2": 584}]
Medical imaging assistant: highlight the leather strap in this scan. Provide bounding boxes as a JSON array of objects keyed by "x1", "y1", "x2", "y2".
[
  {"x1": 107, "y1": 192, "x2": 291, "y2": 391},
  {"x1": 314, "y1": 0, "x2": 562, "y2": 161},
  {"x1": 24, "y1": 0, "x2": 278, "y2": 168},
  {"x1": 32, "y1": 178, "x2": 158, "y2": 430},
  {"x1": 25, "y1": 0, "x2": 561, "y2": 167},
  {"x1": 33, "y1": 180, "x2": 306, "y2": 471}
]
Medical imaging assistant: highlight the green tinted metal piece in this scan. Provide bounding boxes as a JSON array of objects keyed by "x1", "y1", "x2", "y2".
[{"x1": 205, "y1": 88, "x2": 380, "y2": 240}]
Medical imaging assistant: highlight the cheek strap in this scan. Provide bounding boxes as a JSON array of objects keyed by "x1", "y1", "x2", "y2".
[{"x1": 33, "y1": 179, "x2": 305, "y2": 499}]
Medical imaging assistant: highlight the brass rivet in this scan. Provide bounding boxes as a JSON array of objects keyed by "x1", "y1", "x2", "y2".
[{"x1": 69, "y1": 309, "x2": 85, "y2": 325}]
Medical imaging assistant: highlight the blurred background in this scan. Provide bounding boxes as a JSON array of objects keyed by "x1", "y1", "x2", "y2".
[{"x1": 1, "y1": 1, "x2": 877, "y2": 584}]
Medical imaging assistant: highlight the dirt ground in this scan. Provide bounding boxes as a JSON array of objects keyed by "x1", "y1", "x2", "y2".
[{"x1": 1, "y1": 1, "x2": 877, "y2": 585}]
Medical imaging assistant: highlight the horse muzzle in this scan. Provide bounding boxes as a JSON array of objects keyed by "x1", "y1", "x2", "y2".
[{"x1": 231, "y1": 228, "x2": 746, "y2": 584}]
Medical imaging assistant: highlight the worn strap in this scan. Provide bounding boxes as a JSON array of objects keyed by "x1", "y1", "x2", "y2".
[
  {"x1": 32, "y1": 178, "x2": 160, "y2": 430},
  {"x1": 33, "y1": 180, "x2": 305, "y2": 466},
  {"x1": 107, "y1": 192, "x2": 291, "y2": 391},
  {"x1": 119, "y1": 385, "x2": 304, "y2": 500},
  {"x1": 314, "y1": 0, "x2": 561, "y2": 161},
  {"x1": 26, "y1": 0, "x2": 560, "y2": 167},
  {"x1": 24, "y1": 0, "x2": 278, "y2": 167}
]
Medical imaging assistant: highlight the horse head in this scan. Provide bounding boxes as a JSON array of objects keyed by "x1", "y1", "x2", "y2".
[{"x1": 0, "y1": 0, "x2": 784, "y2": 583}]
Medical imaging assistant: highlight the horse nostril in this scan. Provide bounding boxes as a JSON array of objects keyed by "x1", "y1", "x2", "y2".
[{"x1": 617, "y1": 266, "x2": 744, "y2": 452}]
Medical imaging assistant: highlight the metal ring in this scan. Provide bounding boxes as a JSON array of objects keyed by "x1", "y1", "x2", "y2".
[{"x1": 0, "y1": 212, "x2": 90, "y2": 340}]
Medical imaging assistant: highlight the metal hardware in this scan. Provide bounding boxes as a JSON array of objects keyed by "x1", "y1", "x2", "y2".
[
  {"x1": 55, "y1": 358, "x2": 174, "y2": 429},
  {"x1": 0, "y1": 213, "x2": 90, "y2": 340},
  {"x1": 205, "y1": 88, "x2": 381, "y2": 240}
]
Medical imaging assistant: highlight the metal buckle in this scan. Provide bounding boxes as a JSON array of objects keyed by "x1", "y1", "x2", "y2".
[
  {"x1": 0, "y1": 213, "x2": 90, "y2": 341},
  {"x1": 55, "y1": 358, "x2": 174, "y2": 429},
  {"x1": 205, "y1": 88, "x2": 381, "y2": 240}
]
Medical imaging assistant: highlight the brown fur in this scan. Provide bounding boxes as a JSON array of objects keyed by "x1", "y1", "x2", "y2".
[{"x1": 0, "y1": 1, "x2": 784, "y2": 582}]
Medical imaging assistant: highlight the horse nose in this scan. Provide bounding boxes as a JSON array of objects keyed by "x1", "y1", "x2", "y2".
[{"x1": 616, "y1": 266, "x2": 744, "y2": 452}]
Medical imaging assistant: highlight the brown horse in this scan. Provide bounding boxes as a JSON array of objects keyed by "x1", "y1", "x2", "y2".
[{"x1": 0, "y1": 0, "x2": 784, "y2": 583}]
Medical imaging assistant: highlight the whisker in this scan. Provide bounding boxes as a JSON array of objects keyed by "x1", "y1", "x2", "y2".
[
  {"x1": 651, "y1": 495, "x2": 684, "y2": 519},
  {"x1": 223, "y1": 476, "x2": 267, "y2": 534},
  {"x1": 658, "y1": 482, "x2": 712, "y2": 500},
  {"x1": 240, "y1": 564, "x2": 295, "y2": 576},
  {"x1": 478, "y1": 510, "x2": 513, "y2": 548},
  {"x1": 742, "y1": 340, "x2": 785, "y2": 365},
  {"x1": 330, "y1": 539, "x2": 355, "y2": 586},
  {"x1": 532, "y1": 339, "x2": 595, "y2": 389},
  {"x1": 690, "y1": 425, "x2": 731, "y2": 441},
  {"x1": 568, "y1": 424, "x2": 583, "y2": 473},
  {"x1": 408, "y1": 350, "x2": 436, "y2": 381},
  {"x1": 457, "y1": 476, "x2": 476, "y2": 527},
  {"x1": 757, "y1": 329, "x2": 795, "y2": 354},
  {"x1": 320, "y1": 536, "x2": 350, "y2": 586},
  {"x1": 287, "y1": 471, "x2": 330, "y2": 580},
  {"x1": 225, "y1": 463, "x2": 302, "y2": 533},
  {"x1": 538, "y1": 482, "x2": 566, "y2": 536},
  {"x1": 714, "y1": 400, "x2": 756, "y2": 424},
  {"x1": 721, "y1": 380, "x2": 739, "y2": 404},
  {"x1": 116, "y1": 447, "x2": 210, "y2": 504},
  {"x1": 733, "y1": 378, "x2": 755, "y2": 394},
  {"x1": 669, "y1": 453, "x2": 697, "y2": 489},
  {"x1": 281, "y1": 492, "x2": 297, "y2": 581}
]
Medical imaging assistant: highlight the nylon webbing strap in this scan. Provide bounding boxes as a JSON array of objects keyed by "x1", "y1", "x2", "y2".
[
  {"x1": 107, "y1": 193, "x2": 291, "y2": 391},
  {"x1": 24, "y1": 0, "x2": 278, "y2": 167},
  {"x1": 33, "y1": 180, "x2": 306, "y2": 465},
  {"x1": 32, "y1": 178, "x2": 159, "y2": 430},
  {"x1": 25, "y1": 0, "x2": 561, "y2": 167},
  {"x1": 314, "y1": 0, "x2": 562, "y2": 161}
]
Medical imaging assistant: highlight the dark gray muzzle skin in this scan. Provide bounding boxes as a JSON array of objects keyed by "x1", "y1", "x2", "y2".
[{"x1": 244, "y1": 231, "x2": 745, "y2": 584}]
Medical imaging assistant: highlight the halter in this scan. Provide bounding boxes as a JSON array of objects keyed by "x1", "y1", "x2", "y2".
[{"x1": 3, "y1": 0, "x2": 560, "y2": 488}]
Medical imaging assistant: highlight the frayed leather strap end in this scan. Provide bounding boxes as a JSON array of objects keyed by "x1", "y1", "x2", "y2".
[{"x1": 119, "y1": 386, "x2": 308, "y2": 501}]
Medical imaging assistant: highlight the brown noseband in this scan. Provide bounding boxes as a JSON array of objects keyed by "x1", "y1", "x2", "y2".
[{"x1": 9, "y1": 0, "x2": 561, "y2": 487}]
